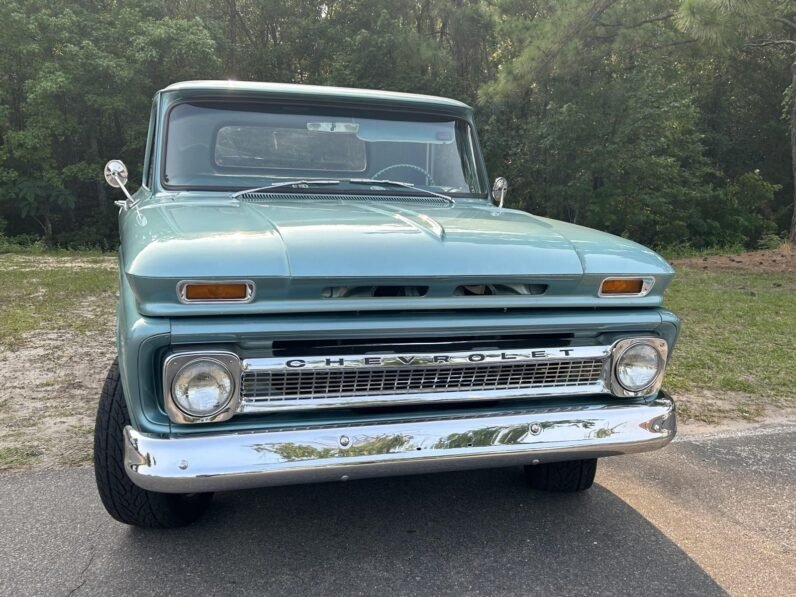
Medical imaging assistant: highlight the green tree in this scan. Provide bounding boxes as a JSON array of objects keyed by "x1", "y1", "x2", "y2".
[
  {"x1": 677, "y1": 0, "x2": 796, "y2": 243},
  {"x1": 0, "y1": 0, "x2": 219, "y2": 246},
  {"x1": 480, "y1": 1, "x2": 739, "y2": 247},
  {"x1": 0, "y1": 0, "x2": 792, "y2": 250}
]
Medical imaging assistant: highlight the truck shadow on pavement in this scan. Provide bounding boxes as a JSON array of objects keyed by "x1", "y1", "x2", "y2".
[{"x1": 113, "y1": 467, "x2": 724, "y2": 596}]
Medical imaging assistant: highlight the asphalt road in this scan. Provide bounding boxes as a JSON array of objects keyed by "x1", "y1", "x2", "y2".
[{"x1": 1, "y1": 425, "x2": 794, "y2": 596}]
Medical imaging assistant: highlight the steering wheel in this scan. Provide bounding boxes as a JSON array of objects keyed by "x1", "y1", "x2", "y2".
[{"x1": 372, "y1": 163, "x2": 436, "y2": 187}]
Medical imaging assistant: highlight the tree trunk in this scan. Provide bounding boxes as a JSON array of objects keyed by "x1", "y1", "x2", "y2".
[
  {"x1": 89, "y1": 130, "x2": 107, "y2": 212},
  {"x1": 790, "y1": 58, "x2": 796, "y2": 244},
  {"x1": 228, "y1": 0, "x2": 237, "y2": 77},
  {"x1": 33, "y1": 214, "x2": 53, "y2": 246},
  {"x1": 43, "y1": 214, "x2": 52, "y2": 246}
]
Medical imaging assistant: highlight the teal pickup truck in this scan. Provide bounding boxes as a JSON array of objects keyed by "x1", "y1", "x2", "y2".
[{"x1": 95, "y1": 81, "x2": 678, "y2": 528}]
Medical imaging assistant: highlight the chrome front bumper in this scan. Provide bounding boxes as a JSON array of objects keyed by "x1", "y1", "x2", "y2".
[{"x1": 124, "y1": 395, "x2": 676, "y2": 494}]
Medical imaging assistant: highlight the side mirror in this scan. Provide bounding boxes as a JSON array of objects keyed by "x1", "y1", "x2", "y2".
[
  {"x1": 492, "y1": 177, "x2": 508, "y2": 208},
  {"x1": 104, "y1": 159, "x2": 128, "y2": 188},
  {"x1": 103, "y1": 160, "x2": 134, "y2": 208}
]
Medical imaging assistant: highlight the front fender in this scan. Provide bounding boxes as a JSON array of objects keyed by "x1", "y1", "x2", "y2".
[{"x1": 117, "y1": 255, "x2": 171, "y2": 434}]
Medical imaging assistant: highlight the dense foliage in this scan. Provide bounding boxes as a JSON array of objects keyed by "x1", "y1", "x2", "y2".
[{"x1": 0, "y1": 0, "x2": 794, "y2": 250}]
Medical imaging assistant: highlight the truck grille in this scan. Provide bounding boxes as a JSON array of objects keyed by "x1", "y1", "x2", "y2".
[
  {"x1": 239, "y1": 346, "x2": 611, "y2": 412},
  {"x1": 243, "y1": 360, "x2": 604, "y2": 401}
]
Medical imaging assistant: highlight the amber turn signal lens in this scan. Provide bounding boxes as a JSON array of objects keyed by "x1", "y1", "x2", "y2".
[
  {"x1": 600, "y1": 278, "x2": 645, "y2": 295},
  {"x1": 183, "y1": 283, "x2": 250, "y2": 301}
]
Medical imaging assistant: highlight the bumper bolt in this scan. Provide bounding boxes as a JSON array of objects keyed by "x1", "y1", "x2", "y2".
[
  {"x1": 178, "y1": 460, "x2": 189, "y2": 470},
  {"x1": 529, "y1": 423, "x2": 542, "y2": 435},
  {"x1": 339, "y1": 435, "x2": 351, "y2": 447}
]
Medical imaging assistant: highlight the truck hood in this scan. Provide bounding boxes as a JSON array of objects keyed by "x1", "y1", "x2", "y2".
[{"x1": 120, "y1": 196, "x2": 673, "y2": 315}]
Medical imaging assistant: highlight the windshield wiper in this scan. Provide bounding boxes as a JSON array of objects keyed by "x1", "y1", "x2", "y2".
[
  {"x1": 232, "y1": 179, "x2": 341, "y2": 198},
  {"x1": 347, "y1": 179, "x2": 454, "y2": 204}
]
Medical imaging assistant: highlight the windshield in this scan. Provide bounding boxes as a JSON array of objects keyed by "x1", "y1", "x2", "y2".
[{"x1": 163, "y1": 101, "x2": 487, "y2": 195}]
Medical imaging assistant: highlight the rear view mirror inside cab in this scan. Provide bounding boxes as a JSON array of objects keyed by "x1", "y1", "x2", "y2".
[{"x1": 306, "y1": 120, "x2": 455, "y2": 144}]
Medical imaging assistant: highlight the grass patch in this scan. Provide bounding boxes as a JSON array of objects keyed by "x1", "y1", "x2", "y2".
[
  {"x1": 0, "y1": 254, "x2": 118, "y2": 346},
  {"x1": 0, "y1": 235, "x2": 112, "y2": 256},
  {"x1": 664, "y1": 267, "x2": 796, "y2": 405},
  {"x1": 0, "y1": 446, "x2": 43, "y2": 470},
  {"x1": 58, "y1": 425, "x2": 95, "y2": 467}
]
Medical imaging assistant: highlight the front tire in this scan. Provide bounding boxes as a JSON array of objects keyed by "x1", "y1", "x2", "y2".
[
  {"x1": 94, "y1": 360, "x2": 212, "y2": 528},
  {"x1": 524, "y1": 458, "x2": 597, "y2": 492}
]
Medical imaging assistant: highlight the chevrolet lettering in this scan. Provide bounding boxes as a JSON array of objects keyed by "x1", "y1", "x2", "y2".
[
  {"x1": 94, "y1": 81, "x2": 679, "y2": 528},
  {"x1": 277, "y1": 348, "x2": 585, "y2": 369}
]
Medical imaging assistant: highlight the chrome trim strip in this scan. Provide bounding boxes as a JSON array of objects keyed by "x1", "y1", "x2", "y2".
[
  {"x1": 243, "y1": 345, "x2": 612, "y2": 371},
  {"x1": 239, "y1": 383, "x2": 609, "y2": 413},
  {"x1": 176, "y1": 280, "x2": 255, "y2": 304},
  {"x1": 124, "y1": 395, "x2": 676, "y2": 493},
  {"x1": 598, "y1": 276, "x2": 655, "y2": 298}
]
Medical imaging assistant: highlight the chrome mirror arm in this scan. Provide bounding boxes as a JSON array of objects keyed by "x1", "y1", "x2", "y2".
[{"x1": 113, "y1": 174, "x2": 135, "y2": 208}]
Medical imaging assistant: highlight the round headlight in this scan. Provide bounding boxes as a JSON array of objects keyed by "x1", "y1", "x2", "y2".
[
  {"x1": 172, "y1": 358, "x2": 234, "y2": 417},
  {"x1": 615, "y1": 343, "x2": 662, "y2": 391}
]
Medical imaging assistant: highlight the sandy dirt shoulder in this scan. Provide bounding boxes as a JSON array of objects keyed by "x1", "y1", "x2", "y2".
[{"x1": 671, "y1": 246, "x2": 794, "y2": 273}]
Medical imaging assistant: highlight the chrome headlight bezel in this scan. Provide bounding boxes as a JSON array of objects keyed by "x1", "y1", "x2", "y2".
[
  {"x1": 610, "y1": 338, "x2": 668, "y2": 398},
  {"x1": 163, "y1": 351, "x2": 242, "y2": 423}
]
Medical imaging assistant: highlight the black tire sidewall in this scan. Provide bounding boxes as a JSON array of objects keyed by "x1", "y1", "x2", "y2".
[{"x1": 93, "y1": 360, "x2": 211, "y2": 528}]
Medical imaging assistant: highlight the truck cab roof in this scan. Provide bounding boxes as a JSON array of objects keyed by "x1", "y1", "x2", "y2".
[{"x1": 160, "y1": 80, "x2": 473, "y2": 118}]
